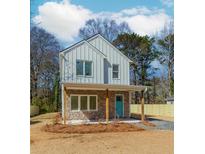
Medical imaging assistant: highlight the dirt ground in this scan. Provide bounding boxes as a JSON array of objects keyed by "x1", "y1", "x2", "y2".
[{"x1": 31, "y1": 113, "x2": 174, "y2": 154}]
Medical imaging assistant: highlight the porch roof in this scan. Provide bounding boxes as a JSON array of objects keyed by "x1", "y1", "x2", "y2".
[{"x1": 62, "y1": 82, "x2": 146, "y2": 91}]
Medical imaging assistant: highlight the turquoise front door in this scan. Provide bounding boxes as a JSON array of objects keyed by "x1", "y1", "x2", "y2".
[{"x1": 116, "y1": 95, "x2": 123, "y2": 118}]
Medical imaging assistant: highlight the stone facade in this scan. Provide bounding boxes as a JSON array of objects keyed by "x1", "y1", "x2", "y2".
[{"x1": 64, "y1": 89, "x2": 130, "y2": 121}]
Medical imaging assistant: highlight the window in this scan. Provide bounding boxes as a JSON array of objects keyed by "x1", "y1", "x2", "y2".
[
  {"x1": 71, "y1": 96, "x2": 78, "y2": 111},
  {"x1": 80, "y1": 96, "x2": 88, "y2": 110},
  {"x1": 112, "y1": 64, "x2": 119, "y2": 79},
  {"x1": 76, "y1": 60, "x2": 84, "y2": 76},
  {"x1": 116, "y1": 95, "x2": 122, "y2": 101},
  {"x1": 70, "y1": 95, "x2": 97, "y2": 111},
  {"x1": 76, "y1": 60, "x2": 92, "y2": 76},
  {"x1": 90, "y1": 96, "x2": 97, "y2": 110},
  {"x1": 85, "y1": 61, "x2": 92, "y2": 76}
]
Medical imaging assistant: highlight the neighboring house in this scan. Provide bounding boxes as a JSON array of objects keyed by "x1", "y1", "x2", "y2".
[
  {"x1": 165, "y1": 97, "x2": 174, "y2": 104},
  {"x1": 59, "y1": 34, "x2": 146, "y2": 123}
]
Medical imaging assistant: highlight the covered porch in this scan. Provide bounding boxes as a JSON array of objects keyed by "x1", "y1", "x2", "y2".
[{"x1": 62, "y1": 83, "x2": 147, "y2": 124}]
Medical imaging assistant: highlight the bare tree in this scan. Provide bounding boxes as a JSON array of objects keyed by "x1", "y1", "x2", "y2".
[
  {"x1": 157, "y1": 21, "x2": 174, "y2": 97},
  {"x1": 30, "y1": 26, "x2": 61, "y2": 104},
  {"x1": 79, "y1": 18, "x2": 131, "y2": 42}
]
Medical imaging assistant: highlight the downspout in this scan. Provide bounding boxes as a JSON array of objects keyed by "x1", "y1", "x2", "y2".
[{"x1": 59, "y1": 53, "x2": 64, "y2": 120}]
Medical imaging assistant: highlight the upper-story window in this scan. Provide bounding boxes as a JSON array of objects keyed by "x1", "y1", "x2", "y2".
[
  {"x1": 76, "y1": 60, "x2": 92, "y2": 77},
  {"x1": 112, "y1": 64, "x2": 119, "y2": 79},
  {"x1": 76, "y1": 60, "x2": 84, "y2": 76},
  {"x1": 85, "y1": 61, "x2": 92, "y2": 76}
]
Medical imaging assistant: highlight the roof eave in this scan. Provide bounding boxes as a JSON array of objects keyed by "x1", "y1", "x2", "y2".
[
  {"x1": 60, "y1": 40, "x2": 107, "y2": 58},
  {"x1": 61, "y1": 82, "x2": 146, "y2": 92}
]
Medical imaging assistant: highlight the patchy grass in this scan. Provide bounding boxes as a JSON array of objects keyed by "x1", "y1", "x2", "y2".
[{"x1": 43, "y1": 123, "x2": 144, "y2": 134}]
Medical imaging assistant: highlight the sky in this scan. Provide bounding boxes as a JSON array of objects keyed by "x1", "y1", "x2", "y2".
[
  {"x1": 31, "y1": 0, "x2": 173, "y2": 76},
  {"x1": 31, "y1": 0, "x2": 173, "y2": 45}
]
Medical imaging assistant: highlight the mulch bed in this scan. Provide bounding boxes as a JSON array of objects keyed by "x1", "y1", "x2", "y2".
[{"x1": 43, "y1": 123, "x2": 144, "y2": 134}]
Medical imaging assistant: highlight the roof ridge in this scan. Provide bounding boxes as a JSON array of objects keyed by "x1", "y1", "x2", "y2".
[{"x1": 85, "y1": 33, "x2": 101, "y2": 41}]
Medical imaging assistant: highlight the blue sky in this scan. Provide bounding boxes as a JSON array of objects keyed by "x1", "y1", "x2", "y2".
[
  {"x1": 31, "y1": 0, "x2": 173, "y2": 46},
  {"x1": 31, "y1": 0, "x2": 173, "y2": 17},
  {"x1": 72, "y1": 0, "x2": 173, "y2": 16}
]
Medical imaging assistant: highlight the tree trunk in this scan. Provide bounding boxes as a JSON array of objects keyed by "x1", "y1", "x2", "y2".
[
  {"x1": 168, "y1": 62, "x2": 172, "y2": 97},
  {"x1": 153, "y1": 77, "x2": 156, "y2": 104}
]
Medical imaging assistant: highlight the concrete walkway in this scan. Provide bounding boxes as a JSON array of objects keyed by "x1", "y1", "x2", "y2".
[
  {"x1": 65, "y1": 118, "x2": 141, "y2": 125},
  {"x1": 63, "y1": 117, "x2": 174, "y2": 131}
]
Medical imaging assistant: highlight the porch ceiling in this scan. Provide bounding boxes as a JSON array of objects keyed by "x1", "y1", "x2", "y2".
[{"x1": 62, "y1": 82, "x2": 146, "y2": 91}]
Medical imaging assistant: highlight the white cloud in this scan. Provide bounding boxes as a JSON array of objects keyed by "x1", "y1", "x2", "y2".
[
  {"x1": 33, "y1": 0, "x2": 172, "y2": 43},
  {"x1": 33, "y1": 0, "x2": 92, "y2": 42},
  {"x1": 97, "y1": 8, "x2": 171, "y2": 36},
  {"x1": 123, "y1": 12, "x2": 170, "y2": 36},
  {"x1": 160, "y1": 0, "x2": 174, "y2": 7}
]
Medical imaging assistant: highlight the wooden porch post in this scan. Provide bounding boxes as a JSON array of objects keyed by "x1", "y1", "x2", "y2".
[
  {"x1": 129, "y1": 91, "x2": 132, "y2": 117},
  {"x1": 63, "y1": 86, "x2": 67, "y2": 124},
  {"x1": 141, "y1": 90, "x2": 145, "y2": 122},
  {"x1": 106, "y1": 89, "x2": 109, "y2": 123}
]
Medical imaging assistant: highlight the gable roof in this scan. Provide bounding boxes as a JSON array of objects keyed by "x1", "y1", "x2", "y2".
[
  {"x1": 60, "y1": 39, "x2": 106, "y2": 58},
  {"x1": 60, "y1": 33, "x2": 133, "y2": 62},
  {"x1": 86, "y1": 34, "x2": 133, "y2": 63}
]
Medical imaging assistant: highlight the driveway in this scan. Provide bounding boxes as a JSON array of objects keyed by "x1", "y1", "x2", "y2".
[{"x1": 136, "y1": 117, "x2": 174, "y2": 130}]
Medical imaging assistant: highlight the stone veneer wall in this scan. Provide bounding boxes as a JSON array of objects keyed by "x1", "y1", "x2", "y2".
[{"x1": 64, "y1": 89, "x2": 129, "y2": 120}]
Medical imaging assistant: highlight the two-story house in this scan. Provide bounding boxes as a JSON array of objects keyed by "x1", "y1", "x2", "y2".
[{"x1": 59, "y1": 34, "x2": 146, "y2": 124}]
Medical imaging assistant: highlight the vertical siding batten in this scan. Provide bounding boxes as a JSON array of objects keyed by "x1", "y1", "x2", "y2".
[{"x1": 62, "y1": 35, "x2": 130, "y2": 85}]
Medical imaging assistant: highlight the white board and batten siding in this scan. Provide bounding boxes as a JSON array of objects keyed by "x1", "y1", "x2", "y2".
[
  {"x1": 60, "y1": 34, "x2": 131, "y2": 85},
  {"x1": 62, "y1": 42, "x2": 104, "y2": 84},
  {"x1": 87, "y1": 35, "x2": 130, "y2": 85}
]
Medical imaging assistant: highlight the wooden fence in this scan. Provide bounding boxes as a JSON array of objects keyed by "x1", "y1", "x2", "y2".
[
  {"x1": 131, "y1": 104, "x2": 174, "y2": 117},
  {"x1": 30, "y1": 105, "x2": 40, "y2": 116}
]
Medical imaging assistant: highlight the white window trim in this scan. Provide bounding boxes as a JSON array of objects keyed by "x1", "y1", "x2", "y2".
[
  {"x1": 112, "y1": 64, "x2": 120, "y2": 79},
  {"x1": 70, "y1": 94, "x2": 98, "y2": 112},
  {"x1": 76, "y1": 60, "x2": 93, "y2": 78}
]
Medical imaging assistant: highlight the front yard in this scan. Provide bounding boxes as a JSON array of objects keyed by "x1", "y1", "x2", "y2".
[{"x1": 30, "y1": 113, "x2": 174, "y2": 154}]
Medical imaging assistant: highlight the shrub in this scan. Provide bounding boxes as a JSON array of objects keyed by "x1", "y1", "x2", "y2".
[
  {"x1": 31, "y1": 97, "x2": 56, "y2": 113},
  {"x1": 40, "y1": 103, "x2": 49, "y2": 113},
  {"x1": 31, "y1": 97, "x2": 42, "y2": 106}
]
